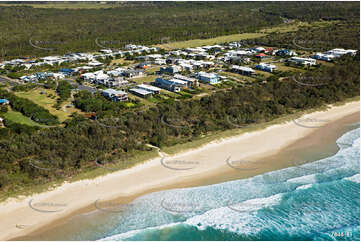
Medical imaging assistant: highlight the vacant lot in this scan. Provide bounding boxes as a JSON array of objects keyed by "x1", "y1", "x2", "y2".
[
  {"x1": 155, "y1": 21, "x2": 311, "y2": 50},
  {"x1": 131, "y1": 75, "x2": 158, "y2": 85},
  {"x1": 15, "y1": 88, "x2": 82, "y2": 122},
  {"x1": 110, "y1": 59, "x2": 135, "y2": 66},
  {"x1": 156, "y1": 33, "x2": 267, "y2": 50},
  {"x1": 3, "y1": 110, "x2": 42, "y2": 127}
]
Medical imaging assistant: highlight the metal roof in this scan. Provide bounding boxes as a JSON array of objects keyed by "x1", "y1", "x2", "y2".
[
  {"x1": 137, "y1": 84, "x2": 161, "y2": 91},
  {"x1": 130, "y1": 88, "x2": 152, "y2": 96},
  {"x1": 103, "y1": 89, "x2": 127, "y2": 95}
]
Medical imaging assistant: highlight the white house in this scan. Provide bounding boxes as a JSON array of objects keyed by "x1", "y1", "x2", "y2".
[
  {"x1": 231, "y1": 65, "x2": 256, "y2": 76},
  {"x1": 42, "y1": 56, "x2": 64, "y2": 65},
  {"x1": 254, "y1": 47, "x2": 266, "y2": 53},
  {"x1": 326, "y1": 48, "x2": 357, "y2": 57},
  {"x1": 81, "y1": 73, "x2": 96, "y2": 82},
  {"x1": 88, "y1": 61, "x2": 103, "y2": 67},
  {"x1": 51, "y1": 73, "x2": 66, "y2": 80},
  {"x1": 99, "y1": 49, "x2": 113, "y2": 54},
  {"x1": 312, "y1": 53, "x2": 336, "y2": 62},
  {"x1": 154, "y1": 58, "x2": 167, "y2": 65},
  {"x1": 174, "y1": 74, "x2": 199, "y2": 87},
  {"x1": 255, "y1": 63, "x2": 277, "y2": 72},
  {"x1": 102, "y1": 89, "x2": 128, "y2": 102},
  {"x1": 137, "y1": 84, "x2": 161, "y2": 94},
  {"x1": 196, "y1": 72, "x2": 219, "y2": 85},
  {"x1": 290, "y1": 57, "x2": 316, "y2": 66}
]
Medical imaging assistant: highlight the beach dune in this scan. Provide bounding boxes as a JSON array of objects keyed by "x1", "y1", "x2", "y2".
[{"x1": 0, "y1": 100, "x2": 359, "y2": 240}]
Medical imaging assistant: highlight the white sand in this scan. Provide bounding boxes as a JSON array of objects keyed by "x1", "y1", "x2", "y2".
[{"x1": 0, "y1": 100, "x2": 359, "y2": 240}]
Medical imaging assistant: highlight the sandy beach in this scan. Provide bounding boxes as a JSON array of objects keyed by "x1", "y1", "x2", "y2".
[{"x1": 1, "y1": 100, "x2": 359, "y2": 241}]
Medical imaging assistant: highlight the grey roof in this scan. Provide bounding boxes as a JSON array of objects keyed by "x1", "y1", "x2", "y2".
[
  {"x1": 103, "y1": 88, "x2": 127, "y2": 95},
  {"x1": 137, "y1": 84, "x2": 161, "y2": 92},
  {"x1": 232, "y1": 65, "x2": 255, "y2": 72},
  {"x1": 130, "y1": 88, "x2": 152, "y2": 96}
]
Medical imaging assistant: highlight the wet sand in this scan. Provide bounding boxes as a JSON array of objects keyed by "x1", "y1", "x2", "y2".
[{"x1": 2, "y1": 101, "x2": 359, "y2": 241}]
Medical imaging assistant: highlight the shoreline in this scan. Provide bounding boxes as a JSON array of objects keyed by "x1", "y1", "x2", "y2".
[{"x1": 1, "y1": 100, "x2": 360, "y2": 241}]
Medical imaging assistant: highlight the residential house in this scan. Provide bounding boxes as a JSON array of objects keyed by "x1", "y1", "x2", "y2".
[
  {"x1": 326, "y1": 48, "x2": 357, "y2": 57},
  {"x1": 253, "y1": 47, "x2": 266, "y2": 53},
  {"x1": 231, "y1": 65, "x2": 256, "y2": 76},
  {"x1": 51, "y1": 73, "x2": 66, "y2": 80},
  {"x1": 95, "y1": 71, "x2": 110, "y2": 83},
  {"x1": 196, "y1": 72, "x2": 219, "y2": 84},
  {"x1": 73, "y1": 66, "x2": 94, "y2": 74},
  {"x1": 99, "y1": 49, "x2": 113, "y2": 54},
  {"x1": 179, "y1": 63, "x2": 193, "y2": 72},
  {"x1": 228, "y1": 42, "x2": 242, "y2": 49},
  {"x1": 20, "y1": 75, "x2": 38, "y2": 83},
  {"x1": 0, "y1": 99, "x2": 9, "y2": 105},
  {"x1": 276, "y1": 49, "x2": 297, "y2": 57},
  {"x1": 123, "y1": 70, "x2": 145, "y2": 78},
  {"x1": 80, "y1": 73, "x2": 96, "y2": 82},
  {"x1": 136, "y1": 62, "x2": 151, "y2": 69},
  {"x1": 59, "y1": 68, "x2": 74, "y2": 76},
  {"x1": 35, "y1": 72, "x2": 53, "y2": 80},
  {"x1": 255, "y1": 63, "x2": 277, "y2": 72},
  {"x1": 107, "y1": 68, "x2": 125, "y2": 77},
  {"x1": 147, "y1": 54, "x2": 163, "y2": 60},
  {"x1": 103, "y1": 77, "x2": 128, "y2": 88},
  {"x1": 137, "y1": 84, "x2": 161, "y2": 95},
  {"x1": 129, "y1": 88, "x2": 153, "y2": 98},
  {"x1": 226, "y1": 50, "x2": 253, "y2": 57},
  {"x1": 136, "y1": 56, "x2": 150, "y2": 62},
  {"x1": 312, "y1": 53, "x2": 336, "y2": 62},
  {"x1": 87, "y1": 61, "x2": 103, "y2": 67},
  {"x1": 160, "y1": 65, "x2": 182, "y2": 74},
  {"x1": 255, "y1": 53, "x2": 267, "y2": 59},
  {"x1": 289, "y1": 57, "x2": 316, "y2": 66},
  {"x1": 265, "y1": 48, "x2": 274, "y2": 54},
  {"x1": 153, "y1": 58, "x2": 166, "y2": 65},
  {"x1": 102, "y1": 89, "x2": 128, "y2": 102},
  {"x1": 173, "y1": 74, "x2": 199, "y2": 87},
  {"x1": 153, "y1": 77, "x2": 187, "y2": 92},
  {"x1": 42, "y1": 56, "x2": 64, "y2": 65},
  {"x1": 166, "y1": 58, "x2": 179, "y2": 65}
]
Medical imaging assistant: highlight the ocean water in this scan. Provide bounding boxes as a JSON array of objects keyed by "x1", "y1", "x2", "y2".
[{"x1": 82, "y1": 127, "x2": 361, "y2": 241}]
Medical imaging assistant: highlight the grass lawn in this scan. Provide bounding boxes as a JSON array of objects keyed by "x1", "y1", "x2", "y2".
[
  {"x1": 124, "y1": 102, "x2": 136, "y2": 108},
  {"x1": 132, "y1": 75, "x2": 158, "y2": 84},
  {"x1": 254, "y1": 70, "x2": 273, "y2": 78},
  {"x1": 3, "y1": 110, "x2": 43, "y2": 127},
  {"x1": 155, "y1": 21, "x2": 311, "y2": 50},
  {"x1": 15, "y1": 88, "x2": 83, "y2": 123},
  {"x1": 156, "y1": 33, "x2": 266, "y2": 50},
  {"x1": 110, "y1": 59, "x2": 134, "y2": 66},
  {"x1": 258, "y1": 21, "x2": 307, "y2": 34},
  {"x1": 273, "y1": 63, "x2": 307, "y2": 73},
  {"x1": 145, "y1": 66, "x2": 161, "y2": 74},
  {"x1": 221, "y1": 72, "x2": 256, "y2": 82},
  {"x1": 128, "y1": 93, "x2": 156, "y2": 107},
  {"x1": 160, "y1": 89, "x2": 179, "y2": 98},
  {"x1": 317, "y1": 60, "x2": 335, "y2": 67}
]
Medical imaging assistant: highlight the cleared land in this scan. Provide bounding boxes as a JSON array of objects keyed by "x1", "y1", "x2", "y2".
[
  {"x1": 15, "y1": 88, "x2": 83, "y2": 123},
  {"x1": 155, "y1": 20, "x2": 338, "y2": 50},
  {"x1": 132, "y1": 75, "x2": 157, "y2": 84},
  {"x1": 110, "y1": 59, "x2": 135, "y2": 66},
  {"x1": 156, "y1": 33, "x2": 267, "y2": 50},
  {"x1": 3, "y1": 110, "x2": 42, "y2": 127}
]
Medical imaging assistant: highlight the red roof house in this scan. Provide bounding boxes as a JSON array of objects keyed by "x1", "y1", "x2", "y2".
[{"x1": 255, "y1": 53, "x2": 267, "y2": 58}]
